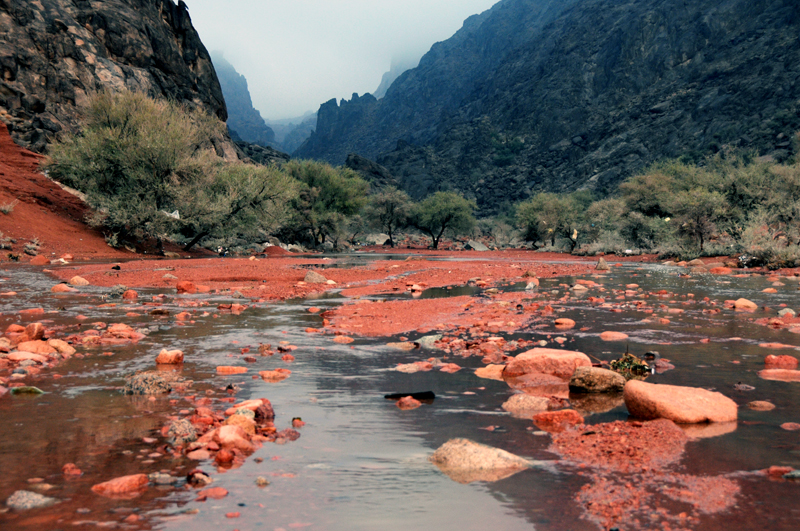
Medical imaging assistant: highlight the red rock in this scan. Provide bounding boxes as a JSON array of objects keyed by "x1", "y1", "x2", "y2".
[
  {"x1": 624, "y1": 380, "x2": 738, "y2": 423},
  {"x1": 215, "y1": 425, "x2": 255, "y2": 453},
  {"x1": 196, "y1": 486, "x2": 228, "y2": 501},
  {"x1": 503, "y1": 348, "x2": 591, "y2": 380},
  {"x1": 91, "y1": 474, "x2": 149, "y2": 497},
  {"x1": 766, "y1": 466, "x2": 794, "y2": 477},
  {"x1": 25, "y1": 323, "x2": 45, "y2": 340},
  {"x1": 710, "y1": 267, "x2": 732, "y2": 275},
  {"x1": 554, "y1": 318, "x2": 576, "y2": 329},
  {"x1": 333, "y1": 335, "x2": 354, "y2": 344},
  {"x1": 292, "y1": 418, "x2": 305, "y2": 428},
  {"x1": 225, "y1": 512, "x2": 241, "y2": 518},
  {"x1": 781, "y1": 423, "x2": 800, "y2": 431},
  {"x1": 474, "y1": 364, "x2": 505, "y2": 381},
  {"x1": 29, "y1": 255, "x2": 49, "y2": 265},
  {"x1": 765, "y1": 354, "x2": 799, "y2": 368},
  {"x1": 759, "y1": 369, "x2": 800, "y2": 382},
  {"x1": 439, "y1": 363, "x2": 461, "y2": 373},
  {"x1": 214, "y1": 448, "x2": 235, "y2": 465},
  {"x1": 281, "y1": 354, "x2": 295, "y2": 362},
  {"x1": 62, "y1": 463, "x2": 82, "y2": 476},
  {"x1": 51, "y1": 283, "x2": 77, "y2": 293},
  {"x1": 6, "y1": 324, "x2": 25, "y2": 335},
  {"x1": 759, "y1": 343, "x2": 798, "y2": 350},
  {"x1": 308, "y1": 307, "x2": 321, "y2": 313},
  {"x1": 216, "y1": 366, "x2": 247, "y2": 375},
  {"x1": 397, "y1": 396, "x2": 422, "y2": 410},
  {"x1": 68, "y1": 276, "x2": 90, "y2": 286},
  {"x1": 122, "y1": 290, "x2": 138, "y2": 300},
  {"x1": 18, "y1": 308, "x2": 45, "y2": 316},
  {"x1": 155, "y1": 349, "x2": 184, "y2": 365},
  {"x1": 176, "y1": 281, "x2": 196, "y2": 294},
  {"x1": 600, "y1": 331, "x2": 629, "y2": 341},
  {"x1": 532, "y1": 409, "x2": 584, "y2": 433},
  {"x1": 0, "y1": 385, "x2": 8, "y2": 398},
  {"x1": 16, "y1": 340, "x2": 56, "y2": 355},
  {"x1": 747, "y1": 401, "x2": 776, "y2": 411}
]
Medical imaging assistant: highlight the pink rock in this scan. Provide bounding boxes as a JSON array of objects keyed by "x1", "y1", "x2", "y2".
[
  {"x1": 214, "y1": 425, "x2": 255, "y2": 453},
  {"x1": 196, "y1": 486, "x2": 228, "y2": 501},
  {"x1": 734, "y1": 298, "x2": 758, "y2": 311},
  {"x1": 781, "y1": 423, "x2": 800, "y2": 431},
  {"x1": 600, "y1": 331, "x2": 629, "y2": 341},
  {"x1": 48, "y1": 339, "x2": 76, "y2": 356},
  {"x1": 51, "y1": 283, "x2": 77, "y2": 293},
  {"x1": 759, "y1": 343, "x2": 798, "y2": 350},
  {"x1": 439, "y1": 363, "x2": 461, "y2": 373},
  {"x1": 91, "y1": 474, "x2": 149, "y2": 497},
  {"x1": 0, "y1": 385, "x2": 8, "y2": 398},
  {"x1": 122, "y1": 290, "x2": 138, "y2": 300},
  {"x1": 216, "y1": 366, "x2": 247, "y2": 375},
  {"x1": 759, "y1": 369, "x2": 800, "y2": 382},
  {"x1": 16, "y1": 340, "x2": 57, "y2": 355},
  {"x1": 710, "y1": 267, "x2": 732, "y2": 275},
  {"x1": 624, "y1": 380, "x2": 738, "y2": 423},
  {"x1": 503, "y1": 348, "x2": 591, "y2": 380},
  {"x1": 18, "y1": 308, "x2": 45, "y2": 317},
  {"x1": 186, "y1": 449, "x2": 211, "y2": 460},
  {"x1": 7, "y1": 351, "x2": 49, "y2": 363},
  {"x1": 554, "y1": 318, "x2": 576, "y2": 329},
  {"x1": 155, "y1": 349, "x2": 184, "y2": 365},
  {"x1": 30, "y1": 255, "x2": 49, "y2": 265},
  {"x1": 68, "y1": 276, "x2": 89, "y2": 286}
]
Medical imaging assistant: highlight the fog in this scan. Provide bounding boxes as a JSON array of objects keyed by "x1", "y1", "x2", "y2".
[{"x1": 185, "y1": 0, "x2": 499, "y2": 120}]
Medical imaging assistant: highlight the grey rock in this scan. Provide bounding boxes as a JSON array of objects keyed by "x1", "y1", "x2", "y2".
[
  {"x1": 166, "y1": 418, "x2": 197, "y2": 447},
  {"x1": 304, "y1": 270, "x2": 328, "y2": 283},
  {"x1": 778, "y1": 308, "x2": 797, "y2": 318},
  {"x1": 784, "y1": 470, "x2": 800, "y2": 480},
  {"x1": 430, "y1": 438, "x2": 531, "y2": 484},
  {"x1": 6, "y1": 490, "x2": 59, "y2": 510},
  {"x1": 417, "y1": 335, "x2": 443, "y2": 349},
  {"x1": 569, "y1": 366, "x2": 626, "y2": 393},
  {"x1": 501, "y1": 394, "x2": 551, "y2": 418},
  {"x1": 464, "y1": 240, "x2": 490, "y2": 252},
  {"x1": 595, "y1": 258, "x2": 610, "y2": 271},
  {"x1": 123, "y1": 372, "x2": 171, "y2": 395}
]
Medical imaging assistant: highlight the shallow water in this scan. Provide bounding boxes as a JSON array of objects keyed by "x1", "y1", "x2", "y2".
[{"x1": 1, "y1": 262, "x2": 799, "y2": 530}]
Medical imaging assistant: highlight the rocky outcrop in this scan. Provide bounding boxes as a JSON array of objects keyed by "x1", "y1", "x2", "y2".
[
  {"x1": 296, "y1": 0, "x2": 800, "y2": 214},
  {"x1": 0, "y1": 0, "x2": 227, "y2": 152},
  {"x1": 211, "y1": 53, "x2": 276, "y2": 147},
  {"x1": 343, "y1": 153, "x2": 398, "y2": 190}
]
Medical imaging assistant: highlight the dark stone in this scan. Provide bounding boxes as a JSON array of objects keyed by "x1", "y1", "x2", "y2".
[
  {"x1": 123, "y1": 371, "x2": 171, "y2": 395},
  {"x1": 166, "y1": 418, "x2": 197, "y2": 446}
]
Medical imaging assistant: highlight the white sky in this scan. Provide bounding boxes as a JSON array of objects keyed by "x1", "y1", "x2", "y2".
[{"x1": 185, "y1": 0, "x2": 499, "y2": 120}]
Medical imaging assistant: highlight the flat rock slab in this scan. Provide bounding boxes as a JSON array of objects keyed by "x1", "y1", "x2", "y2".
[
  {"x1": 759, "y1": 369, "x2": 800, "y2": 382},
  {"x1": 501, "y1": 394, "x2": 552, "y2": 418},
  {"x1": 569, "y1": 366, "x2": 626, "y2": 393},
  {"x1": 624, "y1": 380, "x2": 738, "y2": 423},
  {"x1": 430, "y1": 438, "x2": 530, "y2": 484},
  {"x1": 503, "y1": 348, "x2": 591, "y2": 380}
]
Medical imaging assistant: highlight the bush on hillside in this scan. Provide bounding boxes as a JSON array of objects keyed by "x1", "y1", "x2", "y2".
[{"x1": 46, "y1": 91, "x2": 296, "y2": 251}]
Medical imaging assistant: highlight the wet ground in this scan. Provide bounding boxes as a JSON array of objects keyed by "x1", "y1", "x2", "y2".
[{"x1": 1, "y1": 258, "x2": 799, "y2": 530}]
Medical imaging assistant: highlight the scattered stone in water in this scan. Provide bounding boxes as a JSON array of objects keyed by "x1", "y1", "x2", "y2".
[
  {"x1": 734, "y1": 382, "x2": 756, "y2": 391},
  {"x1": 304, "y1": 270, "x2": 327, "y2": 283},
  {"x1": 5, "y1": 490, "x2": 59, "y2": 510},
  {"x1": 255, "y1": 476, "x2": 270, "y2": 487},
  {"x1": 166, "y1": 418, "x2": 197, "y2": 446},
  {"x1": 784, "y1": 470, "x2": 800, "y2": 480},
  {"x1": 107, "y1": 285, "x2": 128, "y2": 299},
  {"x1": 569, "y1": 366, "x2": 626, "y2": 393},
  {"x1": 430, "y1": 438, "x2": 531, "y2": 484},
  {"x1": 609, "y1": 352, "x2": 651, "y2": 381},
  {"x1": 123, "y1": 372, "x2": 171, "y2": 395},
  {"x1": 747, "y1": 400, "x2": 776, "y2": 411}
]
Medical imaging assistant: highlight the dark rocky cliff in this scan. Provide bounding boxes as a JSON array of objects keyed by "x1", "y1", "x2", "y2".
[
  {"x1": 297, "y1": 0, "x2": 800, "y2": 214},
  {"x1": 0, "y1": 0, "x2": 227, "y2": 152},
  {"x1": 211, "y1": 52, "x2": 276, "y2": 147}
]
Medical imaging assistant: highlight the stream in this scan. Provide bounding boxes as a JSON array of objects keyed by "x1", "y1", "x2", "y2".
[{"x1": 1, "y1": 260, "x2": 799, "y2": 530}]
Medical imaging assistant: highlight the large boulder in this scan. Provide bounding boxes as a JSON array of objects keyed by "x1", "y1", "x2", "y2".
[
  {"x1": 503, "y1": 348, "x2": 591, "y2": 380},
  {"x1": 623, "y1": 380, "x2": 737, "y2": 423},
  {"x1": 429, "y1": 438, "x2": 530, "y2": 484}
]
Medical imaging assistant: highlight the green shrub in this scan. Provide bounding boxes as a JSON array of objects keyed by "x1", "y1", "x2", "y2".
[
  {"x1": 410, "y1": 191, "x2": 476, "y2": 249},
  {"x1": 46, "y1": 91, "x2": 295, "y2": 251}
]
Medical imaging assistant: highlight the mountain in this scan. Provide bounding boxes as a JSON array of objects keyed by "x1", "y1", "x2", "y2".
[
  {"x1": 210, "y1": 52, "x2": 277, "y2": 147},
  {"x1": 296, "y1": 0, "x2": 800, "y2": 214},
  {"x1": 0, "y1": 0, "x2": 228, "y2": 154},
  {"x1": 373, "y1": 57, "x2": 419, "y2": 100},
  {"x1": 266, "y1": 113, "x2": 316, "y2": 155}
]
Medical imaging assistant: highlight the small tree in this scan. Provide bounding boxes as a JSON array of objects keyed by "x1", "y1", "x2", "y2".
[
  {"x1": 363, "y1": 187, "x2": 412, "y2": 247},
  {"x1": 410, "y1": 191, "x2": 476, "y2": 249},
  {"x1": 667, "y1": 188, "x2": 726, "y2": 252},
  {"x1": 284, "y1": 160, "x2": 369, "y2": 248},
  {"x1": 517, "y1": 191, "x2": 590, "y2": 251}
]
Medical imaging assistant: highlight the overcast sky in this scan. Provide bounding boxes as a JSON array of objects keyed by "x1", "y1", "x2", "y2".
[{"x1": 186, "y1": 0, "x2": 499, "y2": 121}]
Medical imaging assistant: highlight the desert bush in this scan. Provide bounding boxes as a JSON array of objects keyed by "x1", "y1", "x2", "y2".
[
  {"x1": 363, "y1": 187, "x2": 412, "y2": 247},
  {"x1": 0, "y1": 200, "x2": 18, "y2": 215},
  {"x1": 410, "y1": 191, "x2": 476, "y2": 249},
  {"x1": 283, "y1": 159, "x2": 368, "y2": 248},
  {"x1": 517, "y1": 191, "x2": 592, "y2": 251},
  {"x1": 46, "y1": 91, "x2": 295, "y2": 251}
]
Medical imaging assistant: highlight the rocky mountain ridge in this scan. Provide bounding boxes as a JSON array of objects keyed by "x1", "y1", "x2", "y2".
[
  {"x1": 0, "y1": 0, "x2": 227, "y2": 153},
  {"x1": 296, "y1": 0, "x2": 800, "y2": 214}
]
